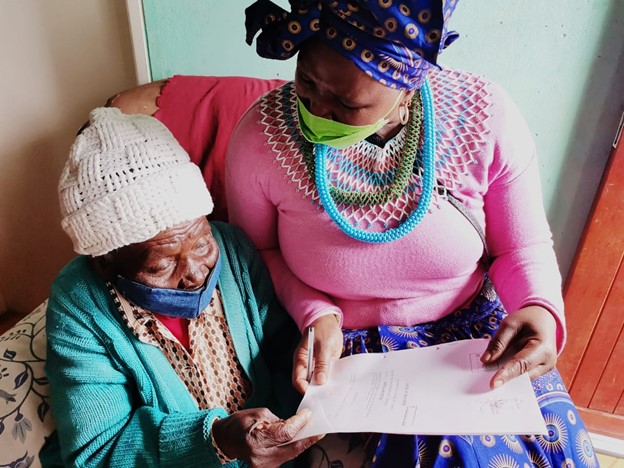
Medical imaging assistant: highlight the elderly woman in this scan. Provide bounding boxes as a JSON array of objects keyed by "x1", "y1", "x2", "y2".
[
  {"x1": 225, "y1": 1, "x2": 597, "y2": 466},
  {"x1": 42, "y1": 108, "x2": 321, "y2": 467}
]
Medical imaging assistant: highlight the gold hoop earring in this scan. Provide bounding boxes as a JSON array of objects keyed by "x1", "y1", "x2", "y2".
[{"x1": 399, "y1": 104, "x2": 409, "y2": 125}]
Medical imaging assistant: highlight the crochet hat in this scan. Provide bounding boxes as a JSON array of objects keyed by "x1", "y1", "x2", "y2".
[{"x1": 58, "y1": 107, "x2": 214, "y2": 256}]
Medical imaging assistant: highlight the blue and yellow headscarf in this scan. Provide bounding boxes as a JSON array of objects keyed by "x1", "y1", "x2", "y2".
[{"x1": 245, "y1": 0, "x2": 460, "y2": 90}]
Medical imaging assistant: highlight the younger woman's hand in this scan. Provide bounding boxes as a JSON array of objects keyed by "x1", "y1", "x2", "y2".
[
  {"x1": 212, "y1": 407, "x2": 323, "y2": 468},
  {"x1": 293, "y1": 314, "x2": 343, "y2": 393},
  {"x1": 481, "y1": 305, "x2": 558, "y2": 388}
]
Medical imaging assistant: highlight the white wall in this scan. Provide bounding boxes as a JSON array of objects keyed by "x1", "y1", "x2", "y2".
[
  {"x1": 0, "y1": 0, "x2": 137, "y2": 315},
  {"x1": 438, "y1": 0, "x2": 624, "y2": 283}
]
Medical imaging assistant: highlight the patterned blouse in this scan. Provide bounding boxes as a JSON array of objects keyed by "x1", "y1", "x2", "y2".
[{"x1": 108, "y1": 284, "x2": 252, "y2": 413}]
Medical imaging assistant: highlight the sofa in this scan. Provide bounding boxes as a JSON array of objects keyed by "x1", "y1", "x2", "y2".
[{"x1": 0, "y1": 75, "x2": 284, "y2": 467}]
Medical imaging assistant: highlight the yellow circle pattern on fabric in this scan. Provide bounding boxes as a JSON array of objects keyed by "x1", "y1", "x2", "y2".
[
  {"x1": 418, "y1": 9, "x2": 432, "y2": 23},
  {"x1": 379, "y1": 0, "x2": 393, "y2": 8},
  {"x1": 373, "y1": 26, "x2": 386, "y2": 38},
  {"x1": 439, "y1": 439, "x2": 454, "y2": 458},
  {"x1": 288, "y1": 21, "x2": 301, "y2": 34},
  {"x1": 342, "y1": 37, "x2": 357, "y2": 51},
  {"x1": 426, "y1": 29, "x2": 441, "y2": 43},
  {"x1": 326, "y1": 27, "x2": 338, "y2": 39},
  {"x1": 405, "y1": 23, "x2": 419, "y2": 39},
  {"x1": 384, "y1": 17, "x2": 398, "y2": 32},
  {"x1": 399, "y1": 4, "x2": 411, "y2": 16},
  {"x1": 360, "y1": 49, "x2": 375, "y2": 63},
  {"x1": 310, "y1": 18, "x2": 320, "y2": 32},
  {"x1": 480, "y1": 435, "x2": 496, "y2": 448},
  {"x1": 361, "y1": 49, "x2": 375, "y2": 62},
  {"x1": 281, "y1": 39, "x2": 294, "y2": 51}
]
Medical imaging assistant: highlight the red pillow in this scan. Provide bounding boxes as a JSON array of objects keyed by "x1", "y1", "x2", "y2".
[{"x1": 154, "y1": 75, "x2": 285, "y2": 221}]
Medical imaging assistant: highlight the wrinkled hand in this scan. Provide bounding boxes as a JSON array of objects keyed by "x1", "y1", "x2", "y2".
[
  {"x1": 481, "y1": 305, "x2": 558, "y2": 388},
  {"x1": 293, "y1": 314, "x2": 343, "y2": 393},
  {"x1": 211, "y1": 407, "x2": 323, "y2": 468}
]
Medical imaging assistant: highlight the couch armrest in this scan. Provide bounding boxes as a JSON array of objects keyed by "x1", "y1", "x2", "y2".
[
  {"x1": 0, "y1": 301, "x2": 53, "y2": 468},
  {"x1": 106, "y1": 79, "x2": 168, "y2": 116}
]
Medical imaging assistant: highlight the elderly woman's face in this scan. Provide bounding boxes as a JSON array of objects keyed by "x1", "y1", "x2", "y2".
[
  {"x1": 295, "y1": 39, "x2": 413, "y2": 135},
  {"x1": 109, "y1": 217, "x2": 218, "y2": 290}
]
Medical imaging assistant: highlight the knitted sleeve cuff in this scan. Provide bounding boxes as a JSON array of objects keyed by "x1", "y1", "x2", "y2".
[
  {"x1": 158, "y1": 408, "x2": 230, "y2": 466},
  {"x1": 209, "y1": 417, "x2": 236, "y2": 465}
]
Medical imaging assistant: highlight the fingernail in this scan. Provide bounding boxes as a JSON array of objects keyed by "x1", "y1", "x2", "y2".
[
  {"x1": 481, "y1": 351, "x2": 492, "y2": 362},
  {"x1": 297, "y1": 408, "x2": 311, "y2": 417},
  {"x1": 249, "y1": 421, "x2": 267, "y2": 433},
  {"x1": 316, "y1": 373, "x2": 326, "y2": 384},
  {"x1": 493, "y1": 379, "x2": 503, "y2": 388}
]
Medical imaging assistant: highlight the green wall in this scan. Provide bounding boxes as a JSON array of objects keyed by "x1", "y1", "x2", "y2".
[{"x1": 143, "y1": 0, "x2": 624, "y2": 278}]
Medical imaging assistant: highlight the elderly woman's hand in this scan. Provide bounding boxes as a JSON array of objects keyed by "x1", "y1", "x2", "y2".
[
  {"x1": 211, "y1": 407, "x2": 323, "y2": 467},
  {"x1": 481, "y1": 305, "x2": 558, "y2": 388},
  {"x1": 293, "y1": 314, "x2": 343, "y2": 394}
]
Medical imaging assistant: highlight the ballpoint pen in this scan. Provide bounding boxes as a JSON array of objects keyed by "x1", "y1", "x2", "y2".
[{"x1": 306, "y1": 326, "x2": 315, "y2": 383}]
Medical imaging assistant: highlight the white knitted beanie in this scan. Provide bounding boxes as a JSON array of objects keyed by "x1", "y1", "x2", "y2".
[{"x1": 59, "y1": 107, "x2": 214, "y2": 256}]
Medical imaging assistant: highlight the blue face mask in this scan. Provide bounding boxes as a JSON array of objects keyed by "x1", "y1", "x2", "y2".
[{"x1": 114, "y1": 253, "x2": 222, "y2": 319}]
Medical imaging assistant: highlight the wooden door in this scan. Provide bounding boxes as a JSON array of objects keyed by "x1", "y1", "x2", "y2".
[{"x1": 558, "y1": 115, "x2": 624, "y2": 439}]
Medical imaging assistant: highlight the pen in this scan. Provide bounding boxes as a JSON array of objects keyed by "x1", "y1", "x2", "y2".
[{"x1": 306, "y1": 326, "x2": 315, "y2": 383}]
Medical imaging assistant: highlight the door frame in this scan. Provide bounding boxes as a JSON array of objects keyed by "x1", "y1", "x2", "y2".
[
  {"x1": 559, "y1": 113, "x2": 624, "y2": 441},
  {"x1": 125, "y1": 0, "x2": 151, "y2": 85}
]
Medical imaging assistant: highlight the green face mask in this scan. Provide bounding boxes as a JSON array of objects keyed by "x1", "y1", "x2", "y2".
[{"x1": 297, "y1": 93, "x2": 402, "y2": 149}]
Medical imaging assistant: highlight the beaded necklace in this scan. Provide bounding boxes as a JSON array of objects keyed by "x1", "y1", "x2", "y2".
[
  {"x1": 313, "y1": 79, "x2": 436, "y2": 243},
  {"x1": 302, "y1": 92, "x2": 422, "y2": 206}
]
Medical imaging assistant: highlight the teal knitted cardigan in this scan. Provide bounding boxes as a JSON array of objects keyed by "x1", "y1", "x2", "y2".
[{"x1": 42, "y1": 222, "x2": 299, "y2": 467}]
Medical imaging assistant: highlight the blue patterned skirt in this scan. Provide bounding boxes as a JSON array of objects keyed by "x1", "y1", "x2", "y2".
[{"x1": 307, "y1": 279, "x2": 599, "y2": 468}]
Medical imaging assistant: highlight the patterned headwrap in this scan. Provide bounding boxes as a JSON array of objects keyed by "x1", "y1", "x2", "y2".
[{"x1": 245, "y1": 0, "x2": 460, "y2": 90}]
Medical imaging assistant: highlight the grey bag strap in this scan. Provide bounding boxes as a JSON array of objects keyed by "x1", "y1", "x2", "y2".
[{"x1": 443, "y1": 189, "x2": 491, "y2": 268}]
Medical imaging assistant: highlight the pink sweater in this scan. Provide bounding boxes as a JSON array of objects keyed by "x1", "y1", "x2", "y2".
[{"x1": 225, "y1": 68, "x2": 565, "y2": 351}]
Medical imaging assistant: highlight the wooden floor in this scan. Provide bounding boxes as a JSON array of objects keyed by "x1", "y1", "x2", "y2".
[{"x1": 598, "y1": 452, "x2": 624, "y2": 467}]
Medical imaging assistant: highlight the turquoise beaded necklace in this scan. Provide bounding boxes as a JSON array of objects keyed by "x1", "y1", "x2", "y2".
[
  {"x1": 314, "y1": 79, "x2": 436, "y2": 243},
  {"x1": 303, "y1": 92, "x2": 422, "y2": 206}
]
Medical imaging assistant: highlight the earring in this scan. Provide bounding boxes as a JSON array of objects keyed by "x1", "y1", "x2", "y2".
[{"x1": 399, "y1": 104, "x2": 409, "y2": 125}]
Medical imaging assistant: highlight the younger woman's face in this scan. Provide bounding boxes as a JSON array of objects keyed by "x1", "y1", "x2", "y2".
[{"x1": 295, "y1": 38, "x2": 414, "y2": 138}]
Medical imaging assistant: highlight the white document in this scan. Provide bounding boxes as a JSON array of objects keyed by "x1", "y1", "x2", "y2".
[{"x1": 292, "y1": 338, "x2": 547, "y2": 440}]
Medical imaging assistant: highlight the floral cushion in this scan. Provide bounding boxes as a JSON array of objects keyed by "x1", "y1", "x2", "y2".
[{"x1": 0, "y1": 301, "x2": 54, "y2": 468}]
